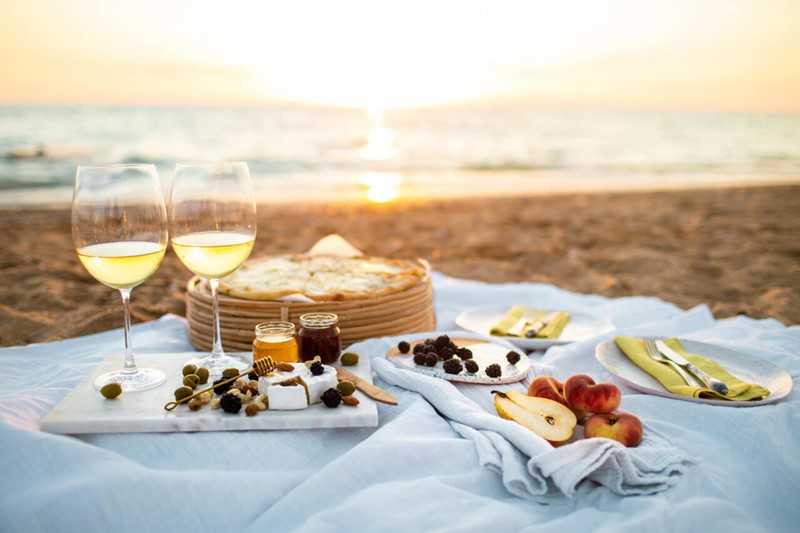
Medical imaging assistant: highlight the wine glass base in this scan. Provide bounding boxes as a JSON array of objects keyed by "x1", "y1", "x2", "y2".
[
  {"x1": 186, "y1": 353, "x2": 251, "y2": 377},
  {"x1": 94, "y1": 368, "x2": 166, "y2": 392}
]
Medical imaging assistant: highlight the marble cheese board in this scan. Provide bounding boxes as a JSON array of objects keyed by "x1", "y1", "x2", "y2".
[{"x1": 40, "y1": 352, "x2": 379, "y2": 434}]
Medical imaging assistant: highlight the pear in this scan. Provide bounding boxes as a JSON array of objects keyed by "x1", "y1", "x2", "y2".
[{"x1": 492, "y1": 390, "x2": 577, "y2": 445}]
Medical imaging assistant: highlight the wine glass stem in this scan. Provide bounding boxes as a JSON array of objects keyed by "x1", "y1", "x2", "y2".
[
  {"x1": 209, "y1": 278, "x2": 225, "y2": 357},
  {"x1": 119, "y1": 287, "x2": 137, "y2": 375}
]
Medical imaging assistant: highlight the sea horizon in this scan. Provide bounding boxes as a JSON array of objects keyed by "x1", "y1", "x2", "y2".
[{"x1": 2, "y1": 104, "x2": 799, "y2": 207}]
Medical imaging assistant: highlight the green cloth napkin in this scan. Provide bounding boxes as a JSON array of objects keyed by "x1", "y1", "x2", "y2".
[
  {"x1": 614, "y1": 336, "x2": 771, "y2": 401},
  {"x1": 490, "y1": 305, "x2": 570, "y2": 339}
]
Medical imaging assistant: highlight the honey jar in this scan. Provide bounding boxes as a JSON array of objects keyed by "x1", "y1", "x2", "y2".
[
  {"x1": 253, "y1": 321, "x2": 298, "y2": 363},
  {"x1": 297, "y1": 313, "x2": 341, "y2": 364}
]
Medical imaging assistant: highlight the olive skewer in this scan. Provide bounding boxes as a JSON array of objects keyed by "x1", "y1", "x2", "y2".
[{"x1": 164, "y1": 356, "x2": 277, "y2": 411}]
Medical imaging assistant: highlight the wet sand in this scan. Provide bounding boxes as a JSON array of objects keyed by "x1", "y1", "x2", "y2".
[{"x1": 1, "y1": 184, "x2": 798, "y2": 347}]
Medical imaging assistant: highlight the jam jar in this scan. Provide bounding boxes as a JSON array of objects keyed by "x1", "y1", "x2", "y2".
[
  {"x1": 253, "y1": 321, "x2": 298, "y2": 363},
  {"x1": 297, "y1": 313, "x2": 341, "y2": 364}
]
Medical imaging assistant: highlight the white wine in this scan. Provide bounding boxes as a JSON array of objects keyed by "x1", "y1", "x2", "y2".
[
  {"x1": 77, "y1": 241, "x2": 166, "y2": 289},
  {"x1": 171, "y1": 231, "x2": 255, "y2": 279}
]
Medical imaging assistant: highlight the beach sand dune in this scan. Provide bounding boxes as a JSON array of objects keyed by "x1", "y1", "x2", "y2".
[{"x1": 1, "y1": 185, "x2": 797, "y2": 347}]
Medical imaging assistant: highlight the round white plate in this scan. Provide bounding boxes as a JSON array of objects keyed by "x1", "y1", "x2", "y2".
[
  {"x1": 386, "y1": 337, "x2": 530, "y2": 384},
  {"x1": 595, "y1": 338, "x2": 792, "y2": 406},
  {"x1": 455, "y1": 305, "x2": 614, "y2": 350}
]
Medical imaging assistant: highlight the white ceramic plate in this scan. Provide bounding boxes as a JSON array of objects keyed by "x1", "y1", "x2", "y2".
[
  {"x1": 595, "y1": 339, "x2": 792, "y2": 406},
  {"x1": 386, "y1": 337, "x2": 530, "y2": 384},
  {"x1": 455, "y1": 305, "x2": 614, "y2": 350}
]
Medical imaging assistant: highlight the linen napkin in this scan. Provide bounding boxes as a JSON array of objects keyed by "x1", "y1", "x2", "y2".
[
  {"x1": 370, "y1": 336, "x2": 694, "y2": 502},
  {"x1": 489, "y1": 305, "x2": 570, "y2": 339},
  {"x1": 614, "y1": 336, "x2": 771, "y2": 401}
]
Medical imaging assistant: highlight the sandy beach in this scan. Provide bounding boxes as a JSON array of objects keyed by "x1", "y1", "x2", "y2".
[{"x1": 1, "y1": 184, "x2": 797, "y2": 347}]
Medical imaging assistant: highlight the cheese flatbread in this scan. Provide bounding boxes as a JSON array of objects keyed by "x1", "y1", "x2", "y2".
[{"x1": 218, "y1": 254, "x2": 426, "y2": 301}]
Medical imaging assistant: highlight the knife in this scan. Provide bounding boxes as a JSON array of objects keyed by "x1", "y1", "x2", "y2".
[
  {"x1": 336, "y1": 367, "x2": 398, "y2": 406},
  {"x1": 524, "y1": 312, "x2": 559, "y2": 338},
  {"x1": 655, "y1": 340, "x2": 729, "y2": 395}
]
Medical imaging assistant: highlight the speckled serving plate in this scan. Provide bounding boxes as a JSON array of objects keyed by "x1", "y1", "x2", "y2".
[{"x1": 386, "y1": 337, "x2": 530, "y2": 384}]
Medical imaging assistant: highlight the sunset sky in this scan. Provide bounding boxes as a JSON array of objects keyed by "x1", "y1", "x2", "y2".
[{"x1": 1, "y1": 0, "x2": 799, "y2": 111}]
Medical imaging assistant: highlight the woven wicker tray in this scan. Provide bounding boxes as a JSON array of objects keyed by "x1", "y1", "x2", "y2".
[{"x1": 186, "y1": 268, "x2": 436, "y2": 352}]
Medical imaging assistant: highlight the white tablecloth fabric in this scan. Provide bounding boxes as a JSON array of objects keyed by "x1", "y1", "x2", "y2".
[{"x1": 1, "y1": 272, "x2": 798, "y2": 532}]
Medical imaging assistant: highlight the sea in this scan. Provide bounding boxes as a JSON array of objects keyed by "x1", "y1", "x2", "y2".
[{"x1": 1, "y1": 105, "x2": 799, "y2": 207}]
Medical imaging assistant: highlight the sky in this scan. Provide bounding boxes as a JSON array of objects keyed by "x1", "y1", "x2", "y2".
[{"x1": 1, "y1": 0, "x2": 799, "y2": 111}]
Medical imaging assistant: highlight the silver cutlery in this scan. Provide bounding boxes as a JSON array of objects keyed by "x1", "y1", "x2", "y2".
[
  {"x1": 644, "y1": 338, "x2": 696, "y2": 386},
  {"x1": 524, "y1": 312, "x2": 559, "y2": 338},
  {"x1": 655, "y1": 340, "x2": 729, "y2": 395}
]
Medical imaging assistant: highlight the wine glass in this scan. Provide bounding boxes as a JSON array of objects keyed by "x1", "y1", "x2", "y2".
[
  {"x1": 169, "y1": 162, "x2": 256, "y2": 375},
  {"x1": 72, "y1": 164, "x2": 168, "y2": 391}
]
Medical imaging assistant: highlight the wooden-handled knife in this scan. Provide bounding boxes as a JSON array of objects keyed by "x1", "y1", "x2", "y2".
[{"x1": 336, "y1": 367, "x2": 398, "y2": 406}]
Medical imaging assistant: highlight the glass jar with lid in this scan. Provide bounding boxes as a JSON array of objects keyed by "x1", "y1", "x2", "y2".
[
  {"x1": 253, "y1": 321, "x2": 298, "y2": 363},
  {"x1": 297, "y1": 313, "x2": 341, "y2": 364}
]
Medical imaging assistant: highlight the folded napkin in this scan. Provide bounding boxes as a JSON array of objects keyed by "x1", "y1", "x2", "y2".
[
  {"x1": 614, "y1": 336, "x2": 771, "y2": 401},
  {"x1": 490, "y1": 305, "x2": 570, "y2": 339},
  {"x1": 371, "y1": 337, "x2": 694, "y2": 502}
]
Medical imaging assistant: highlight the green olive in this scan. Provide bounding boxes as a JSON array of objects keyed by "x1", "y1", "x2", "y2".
[
  {"x1": 183, "y1": 374, "x2": 200, "y2": 389},
  {"x1": 100, "y1": 382, "x2": 123, "y2": 399},
  {"x1": 222, "y1": 368, "x2": 240, "y2": 378},
  {"x1": 182, "y1": 364, "x2": 198, "y2": 376},
  {"x1": 341, "y1": 352, "x2": 359, "y2": 366},
  {"x1": 174, "y1": 386, "x2": 193, "y2": 402},
  {"x1": 336, "y1": 380, "x2": 356, "y2": 396},
  {"x1": 195, "y1": 367, "x2": 210, "y2": 384}
]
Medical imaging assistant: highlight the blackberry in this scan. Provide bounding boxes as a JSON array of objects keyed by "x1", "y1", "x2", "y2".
[
  {"x1": 212, "y1": 377, "x2": 234, "y2": 395},
  {"x1": 321, "y1": 388, "x2": 342, "y2": 408},
  {"x1": 219, "y1": 392, "x2": 243, "y2": 414},
  {"x1": 248, "y1": 371, "x2": 258, "y2": 381},
  {"x1": 464, "y1": 359, "x2": 479, "y2": 373},
  {"x1": 309, "y1": 361, "x2": 325, "y2": 376},
  {"x1": 434, "y1": 335, "x2": 451, "y2": 351},
  {"x1": 413, "y1": 352, "x2": 427, "y2": 366},
  {"x1": 397, "y1": 340, "x2": 411, "y2": 354},
  {"x1": 506, "y1": 351, "x2": 521, "y2": 365},
  {"x1": 442, "y1": 357, "x2": 463, "y2": 375},
  {"x1": 485, "y1": 363, "x2": 502, "y2": 378},
  {"x1": 424, "y1": 353, "x2": 438, "y2": 367},
  {"x1": 438, "y1": 346, "x2": 455, "y2": 360},
  {"x1": 413, "y1": 343, "x2": 425, "y2": 355},
  {"x1": 456, "y1": 347, "x2": 473, "y2": 360}
]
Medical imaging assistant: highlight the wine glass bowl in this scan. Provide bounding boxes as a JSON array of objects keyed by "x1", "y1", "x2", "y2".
[
  {"x1": 72, "y1": 164, "x2": 168, "y2": 391},
  {"x1": 169, "y1": 162, "x2": 256, "y2": 375}
]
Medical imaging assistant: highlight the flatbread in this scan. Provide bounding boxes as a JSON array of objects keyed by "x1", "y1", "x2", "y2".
[{"x1": 219, "y1": 254, "x2": 426, "y2": 301}]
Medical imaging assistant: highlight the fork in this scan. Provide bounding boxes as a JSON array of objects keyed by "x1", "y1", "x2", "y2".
[{"x1": 644, "y1": 338, "x2": 696, "y2": 386}]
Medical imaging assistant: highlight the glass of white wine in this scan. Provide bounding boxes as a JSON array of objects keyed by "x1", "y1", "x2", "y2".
[
  {"x1": 169, "y1": 162, "x2": 256, "y2": 375},
  {"x1": 72, "y1": 164, "x2": 168, "y2": 391}
]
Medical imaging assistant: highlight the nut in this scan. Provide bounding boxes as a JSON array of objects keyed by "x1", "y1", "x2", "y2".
[
  {"x1": 199, "y1": 391, "x2": 212, "y2": 404},
  {"x1": 245, "y1": 403, "x2": 259, "y2": 417},
  {"x1": 210, "y1": 398, "x2": 221, "y2": 410},
  {"x1": 187, "y1": 399, "x2": 202, "y2": 411},
  {"x1": 277, "y1": 362, "x2": 295, "y2": 372},
  {"x1": 341, "y1": 395, "x2": 360, "y2": 406}
]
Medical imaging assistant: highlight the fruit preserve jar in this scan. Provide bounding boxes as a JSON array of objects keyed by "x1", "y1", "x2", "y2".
[
  {"x1": 297, "y1": 313, "x2": 341, "y2": 364},
  {"x1": 253, "y1": 322, "x2": 298, "y2": 363}
]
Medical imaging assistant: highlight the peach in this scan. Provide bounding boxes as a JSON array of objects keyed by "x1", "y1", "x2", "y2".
[
  {"x1": 528, "y1": 375, "x2": 586, "y2": 420},
  {"x1": 584, "y1": 411, "x2": 643, "y2": 447},
  {"x1": 563, "y1": 374, "x2": 621, "y2": 414}
]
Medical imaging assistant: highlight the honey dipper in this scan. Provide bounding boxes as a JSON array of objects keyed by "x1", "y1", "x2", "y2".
[{"x1": 164, "y1": 356, "x2": 277, "y2": 411}]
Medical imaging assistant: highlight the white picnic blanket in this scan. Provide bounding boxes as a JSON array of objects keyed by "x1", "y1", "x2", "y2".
[{"x1": 1, "y1": 272, "x2": 798, "y2": 531}]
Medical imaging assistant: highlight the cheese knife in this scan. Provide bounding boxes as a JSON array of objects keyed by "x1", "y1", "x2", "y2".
[
  {"x1": 336, "y1": 367, "x2": 398, "y2": 406},
  {"x1": 655, "y1": 340, "x2": 729, "y2": 395}
]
